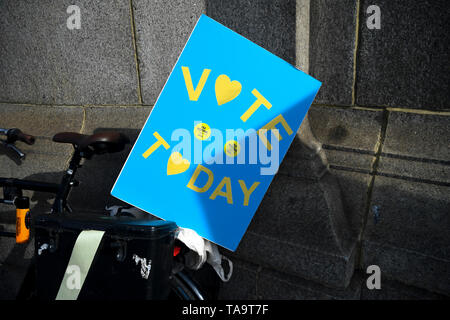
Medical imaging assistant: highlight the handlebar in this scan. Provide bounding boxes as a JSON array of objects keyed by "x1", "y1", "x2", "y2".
[
  {"x1": 1, "y1": 128, "x2": 35, "y2": 145},
  {"x1": 0, "y1": 128, "x2": 36, "y2": 159},
  {"x1": 12, "y1": 129, "x2": 35, "y2": 145}
]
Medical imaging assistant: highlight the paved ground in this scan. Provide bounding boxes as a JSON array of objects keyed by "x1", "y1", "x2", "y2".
[{"x1": 0, "y1": 0, "x2": 448, "y2": 299}]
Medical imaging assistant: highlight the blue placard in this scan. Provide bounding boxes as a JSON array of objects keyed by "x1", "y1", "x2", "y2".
[{"x1": 111, "y1": 14, "x2": 321, "y2": 251}]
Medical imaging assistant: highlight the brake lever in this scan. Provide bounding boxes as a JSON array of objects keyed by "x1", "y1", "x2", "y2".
[{"x1": 1, "y1": 140, "x2": 26, "y2": 159}]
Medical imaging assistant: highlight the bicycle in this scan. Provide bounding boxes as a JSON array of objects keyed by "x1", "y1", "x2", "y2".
[{"x1": 0, "y1": 127, "x2": 219, "y2": 300}]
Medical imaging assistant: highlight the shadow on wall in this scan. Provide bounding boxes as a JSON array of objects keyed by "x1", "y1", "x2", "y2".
[
  {"x1": 68, "y1": 127, "x2": 141, "y2": 213},
  {"x1": 361, "y1": 176, "x2": 450, "y2": 295},
  {"x1": 0, "y1": 127, "x2": 140, "y2": 221}
]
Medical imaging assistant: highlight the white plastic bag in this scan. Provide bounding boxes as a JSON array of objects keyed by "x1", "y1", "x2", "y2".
[{"x1": 176, "y1": 227, "x2": 233, "y2": 282}]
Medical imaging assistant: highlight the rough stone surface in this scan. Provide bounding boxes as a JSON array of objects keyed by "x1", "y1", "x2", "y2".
[
  {"x1": 382, "y1": 111, "x2": 450, "y2": 161},
  {"x1": 309, "y1": 0, "x2": 357, "y2": 106},
  {"x1": 378, "y1": 156, "x2": 450, "y2": 184},
  {"x1": 324, "y1": 149, "x2": 374, "y2": 172},
  {"x1": 0, "y1": 105, "x2": 83, "y2": 138},
  {"x1": 363, "y1": 176, "x2": 450, "y2": 295},
  {"x1": 330, "y1": 169, "x2": 370, "y2": 238},
  {"x1": 219, "y1": 258, "x2": 364, "y2": 300},
  {"x1": 0, "y1": 0, "x2": 139, "y2": 105},
  {"x1": 361, "y1": 274, "x2": 448, "y2": 300},
  {"x1": 278, "y1": 152, "x2": 328, "y2": 180},
  {"x1": 295, "y1": 0, "x2": 310, "y2": 72},
  {"x1": 230, "y1": 172, "x2": 358, "y2": 288},
  {"x1": 308, "y1": 105, "x2": 382, "y2": 170},
  {"x1": 206, "y1": 0, "x2": 297, "y2": 65},
  {"x1": 218, "y1": 259, "x2": 258, "y2": 299},
  {"x1": 132, "y1": 0, "x2": 206, "y2": 105},
  {"x1": 69, "y1": 106, "x2": 152, "y2": 213},
  {"x1": 0, "y1": 237, "x2": 34, "y2": 300},
  {"x1": 257, "y1": 267, "x2": 362, "y2": 299},
  {"x1": 278, "y1": 116, "x2": 329, "y2": 181},
  {"x1": 357, "y1": 0, "x2": 450, "y2": 110},
  {"x1": 232, "y1": 230, "x2": 357, "y2": 289},
  {"x1": 309, "y1": 105, "x2": 383, "y2": 151},
  {"x1": 0, "y1": 104, "x2": 84, "y2": 216},
  {"x1": 279, "y1": 135, "x2": 328, "y2": 181},
  {"x1": 81, "y1": 106, "x2": 151, "y2": 134},
  {"x1": 0, "y1": 104, "x2": 83, "y2": 158}
]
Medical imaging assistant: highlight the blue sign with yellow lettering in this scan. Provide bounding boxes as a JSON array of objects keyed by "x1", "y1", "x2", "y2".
[{"x1": 111, "y1": 15, "x2": 321, "y2": 251}]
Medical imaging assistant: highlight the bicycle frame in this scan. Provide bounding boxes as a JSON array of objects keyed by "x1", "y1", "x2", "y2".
[
  {"x1": 0, "y1": 130, "x2": 87, "y2": 242},
  {"x1": 50, "y1": 150, "x2": 83, "y2": 214},
  {"x1": 1, "y1": 127, "x2": 213, "y2": 300},
  {"x1": 1, "y1": 152, "x2": 84, "y2": 209}
]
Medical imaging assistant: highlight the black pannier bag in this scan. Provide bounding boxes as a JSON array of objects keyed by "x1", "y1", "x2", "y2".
[{"x1": 33, "y1": 213, "x2": 177, "y2": 300}]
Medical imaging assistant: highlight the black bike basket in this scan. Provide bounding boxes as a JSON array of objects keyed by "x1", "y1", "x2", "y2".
[{"x1": 33, "y1": 213, "x2": 177, "y2": 300}]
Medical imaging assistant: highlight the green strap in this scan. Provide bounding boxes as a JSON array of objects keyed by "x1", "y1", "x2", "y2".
[{"x1": 56, "y1": 230, "x2": 105, "y2": 300}]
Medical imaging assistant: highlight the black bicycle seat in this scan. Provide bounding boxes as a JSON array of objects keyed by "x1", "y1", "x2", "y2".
[{"x1": 52, "y1": 131, "x2": 130, "y2": 154}]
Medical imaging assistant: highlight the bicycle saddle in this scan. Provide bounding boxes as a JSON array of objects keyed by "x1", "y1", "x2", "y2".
[{"x1": 52, "y1": 131, "x2": 130, "y2": 154}]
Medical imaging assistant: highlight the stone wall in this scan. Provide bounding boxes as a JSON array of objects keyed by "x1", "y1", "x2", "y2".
[{"x1": 0, "y1": 0, "x2": 448, "y2": 299}]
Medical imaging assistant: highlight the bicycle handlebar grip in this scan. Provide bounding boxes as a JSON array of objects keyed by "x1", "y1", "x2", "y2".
[
  {"x1": 16, "y1": 130, "x2": 35, "y2": 145},
  {"x1": 15, "y1": 197, "x2": 31, "y2": 244},
  {"x1": 7, "y1": 128, "x2": 35, "y2": 145}
]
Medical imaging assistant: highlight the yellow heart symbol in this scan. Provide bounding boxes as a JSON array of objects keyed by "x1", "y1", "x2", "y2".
[
  {"x1": 167, "y1": 152, "x2": 190, "y2": 175},
  {"x1": 215, "y1": 74, "x2": 242, "y2": 106}
]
